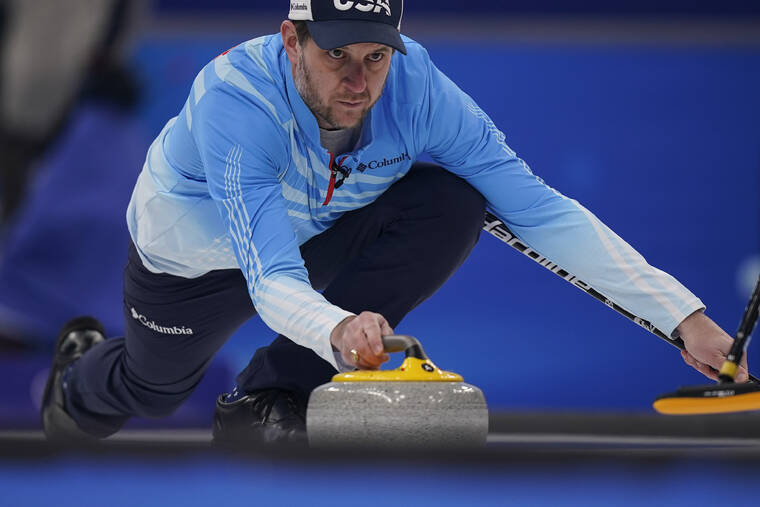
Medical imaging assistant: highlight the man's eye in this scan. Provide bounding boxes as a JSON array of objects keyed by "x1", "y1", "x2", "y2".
[
  {"x1": 327, "y1": 49, "x2": 344, "y2": 59},
  {"x1": 367, "y1": 53, "x2": 384, "y2": 62}
]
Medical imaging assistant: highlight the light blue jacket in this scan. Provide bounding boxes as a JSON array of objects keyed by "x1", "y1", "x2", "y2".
[{"x1": 127, "y1": 34, "x2": 703, "y2": 369}]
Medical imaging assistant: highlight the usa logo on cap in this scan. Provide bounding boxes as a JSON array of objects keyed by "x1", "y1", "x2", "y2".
[
  {"x1": 288, "y1": 0, "x2": 406, "y2": 54},
  {"x1": 333, "y1": 1, "x2": 392, "y2": 16}
]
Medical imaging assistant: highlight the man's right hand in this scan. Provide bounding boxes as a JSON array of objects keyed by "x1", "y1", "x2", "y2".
[{"x1": 330, "y1": 311, "x2": 393, "y2": 369}]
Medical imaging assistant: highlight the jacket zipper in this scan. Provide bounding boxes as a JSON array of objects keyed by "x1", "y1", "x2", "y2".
[{"x1": 322, "y1": 152, "x2": 348, "y2": 206}]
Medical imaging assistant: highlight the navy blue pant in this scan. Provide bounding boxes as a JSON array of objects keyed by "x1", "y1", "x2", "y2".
[{"x1": 65, "y1": 164, "x2": 485, "y2": 437}]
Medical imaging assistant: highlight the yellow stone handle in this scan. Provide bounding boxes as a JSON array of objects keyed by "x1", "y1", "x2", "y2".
[
  {"x1": 381, "y1": 335, "x2": 427, "y2": 359},
  {"x1": 332, "y1": 335, "x2": 464, "y2": 382}
]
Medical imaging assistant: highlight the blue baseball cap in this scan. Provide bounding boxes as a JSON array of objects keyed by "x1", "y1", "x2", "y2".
[{"x1": 288, "y1": 0, "x2": 407, "y2": 55}]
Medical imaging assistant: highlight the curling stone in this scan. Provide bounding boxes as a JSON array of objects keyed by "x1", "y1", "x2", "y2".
[{"x1": 306, "y1": 335, "x2": 488, "y2": 448}]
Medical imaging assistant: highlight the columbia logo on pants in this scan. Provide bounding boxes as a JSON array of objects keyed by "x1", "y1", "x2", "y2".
[{"x1": 130, "y1": 307, "x2": 194, "y2": 335}]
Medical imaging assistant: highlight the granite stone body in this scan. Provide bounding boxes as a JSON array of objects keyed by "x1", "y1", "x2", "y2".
[{"x1": 307, "y1": 381, "x2": 488, "y2": 448}]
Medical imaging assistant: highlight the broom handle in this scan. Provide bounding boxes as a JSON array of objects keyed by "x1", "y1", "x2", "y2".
[{"x1": 482, "y1": 211, "x2": 760, "y2": 384}]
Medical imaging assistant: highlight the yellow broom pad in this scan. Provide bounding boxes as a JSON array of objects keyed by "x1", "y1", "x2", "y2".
[{"x1": 653, "y1": 390, "x2": 760, "y2": 415}]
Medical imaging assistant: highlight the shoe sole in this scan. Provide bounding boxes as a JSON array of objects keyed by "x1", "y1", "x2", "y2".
[{"x1": 41, "y1": 317, "x2": 106, "y2": 441}]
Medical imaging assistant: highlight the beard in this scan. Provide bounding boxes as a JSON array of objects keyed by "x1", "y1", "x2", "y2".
[{"x1": 294, "y1": 52, "x2": 380, "y2": 130}]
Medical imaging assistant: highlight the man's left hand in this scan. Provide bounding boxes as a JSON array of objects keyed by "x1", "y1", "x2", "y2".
[{"x1": 677, "y1": 310, "x2": 749, "y2": 382}]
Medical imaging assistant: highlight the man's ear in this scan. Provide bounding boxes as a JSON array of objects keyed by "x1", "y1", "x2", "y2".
[{"x1": 281, "y1": 20, "x2": 300, "y2": 65}]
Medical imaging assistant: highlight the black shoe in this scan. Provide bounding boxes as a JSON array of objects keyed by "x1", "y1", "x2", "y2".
[
  {"x1": 41, "y1": 316, "x2": 106, "y2": 442},
  {"x1": 212, "y1": 388, "x2": 308, "y2": 446}
]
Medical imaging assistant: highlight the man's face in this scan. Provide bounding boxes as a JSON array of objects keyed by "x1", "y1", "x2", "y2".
[{"x1": 293, "y1": 37, "x2": 393, "y2": 130}]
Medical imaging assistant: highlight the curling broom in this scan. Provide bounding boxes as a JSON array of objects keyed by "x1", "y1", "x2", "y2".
[{"x1": 653, "y1": 275, "x2": 760, "y2": 415}]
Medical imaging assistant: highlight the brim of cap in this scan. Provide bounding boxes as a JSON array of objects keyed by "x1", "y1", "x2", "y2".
[{"x1": 306, "y1": 20, "x2": 407, "y2": 55}]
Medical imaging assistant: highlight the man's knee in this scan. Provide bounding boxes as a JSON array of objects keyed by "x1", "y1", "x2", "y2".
[
  {"x1": 121, "y1": 369, "x2": 197, "y2": 418},
  {"x1": 135, "y1": 395, "x2": 186, "y2": 418},
  {"x1": 133, "y1": 390, "x2": 192, "y2": 418},
  {"x1": 438, "y1": 172, "x2": 486, "y2": 236},
  {"x1": 409, "y1": 164, "x2": 486, "y2": 240}
]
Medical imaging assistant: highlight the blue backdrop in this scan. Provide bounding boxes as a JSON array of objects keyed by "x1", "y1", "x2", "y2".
[
  {"x1": 155, "y1": 0, "x2": 760, "y2": 15},
  {"x1": 132, "y1": 33, "x2": 760, "y2": 412},
  {"x1": 2, "y1": 24, "x2": 758, "y2": 428}
]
